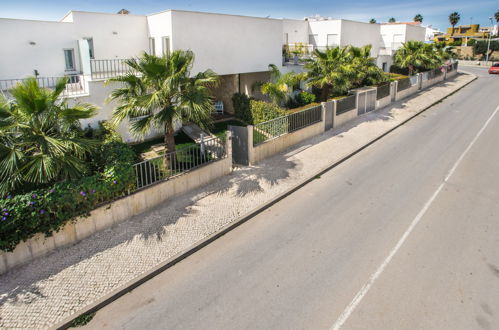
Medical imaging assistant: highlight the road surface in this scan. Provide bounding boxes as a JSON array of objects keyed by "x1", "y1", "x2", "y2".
[{"x1": 84, "y1": 67, "x2": 499, "y2": 330}]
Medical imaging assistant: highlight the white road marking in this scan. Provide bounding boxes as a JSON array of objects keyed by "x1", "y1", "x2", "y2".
[{"x1": 330, "y1": 105, "x2": 499, "y2": 330}]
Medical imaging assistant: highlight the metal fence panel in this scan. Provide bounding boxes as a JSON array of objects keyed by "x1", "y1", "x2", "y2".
[
  {"x1": 397, "y1": 78, "x2": 411, "y2": 92},
  {"x1": 376, "y1": 83, "x2": 390, "y2": 100},
  {"x1": 253, "y1": 105, "x2": 322, "y2": 146},
  {"x1": 133, "y1": 137, "x2": 226, "y2": 190},
  {"x1": 336, "y1": 94, "x2": 356, "y2": 115}
]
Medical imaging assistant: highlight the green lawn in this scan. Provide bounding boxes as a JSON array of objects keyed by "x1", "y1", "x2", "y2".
[{"x1": 210, "y1": 119, "x2": 246, "y2": 140}]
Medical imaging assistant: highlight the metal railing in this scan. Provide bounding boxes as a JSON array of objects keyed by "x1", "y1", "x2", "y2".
[
  {"x1": 0, "y1": 75, "x2": 88, "y2": 97},
  {"x1": 397, "y1": 77, "x2": 412, "y2": 92},
  {"x1": 253, "y1": 105, "x2": 322, "y2": 146},
  {"x1": 376, "y1": 83, "x2": 390, "y2": 100},
  {"x1": 90, "y1": 59, "x2": 136, "y2": 80},
  {"x1": 336, "y1": 94, "x2": 357, "y2": 115},
  {"x1": 133, "y1": 136, "x2": 226, "y2": 189}
]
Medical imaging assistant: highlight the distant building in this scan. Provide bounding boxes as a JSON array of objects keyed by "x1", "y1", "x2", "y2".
[{"x1": 434, "y1": 24, "x2": 490, "y2": 43}]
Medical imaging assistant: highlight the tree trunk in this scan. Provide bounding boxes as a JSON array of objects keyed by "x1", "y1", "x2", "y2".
[
  {"x1": 164, "y1": 121, "x2": 176, "y2": 171},
  {"x1": 408, "y1": 65, "x2": 414, "y2": 76},
  {"x1": 321, "y1": 85, "x2": 331, "y2": 102}
]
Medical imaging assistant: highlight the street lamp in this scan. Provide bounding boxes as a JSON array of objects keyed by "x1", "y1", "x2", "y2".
[{"x1": 485, "y1": 17, "x2": 493, "y2": 63}]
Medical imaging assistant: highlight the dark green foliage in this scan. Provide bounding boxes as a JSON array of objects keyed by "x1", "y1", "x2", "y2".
[
  {"x1": 0, "y1": 139, "x2": 136, "y2": 252},
  {"x1": 69, "y1": 312, "x2": 96, "y2": 327},
  {"x1": 232, "y1": 92, "x2": 252, "y2": 123},
  {"x1": 295, "y1": 91, "x2": 316, "y2": 107},
  {"x1": 390, "y1": 65, "x2": 410, "y2": 75},
  {"x1": 232, "y1": 93, "x2": 285, "y2": 124},
  {"x1": 473, "y1": 40, "x2": 499, "y2": 57}
]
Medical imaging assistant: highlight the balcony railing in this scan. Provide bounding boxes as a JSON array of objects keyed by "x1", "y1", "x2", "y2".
[
  {"x1": 90, "y1": 59, "x2": 136, "y2": 80},
  {"x1": 0, "y1": 75, "x2": 88, "y2": 97}
]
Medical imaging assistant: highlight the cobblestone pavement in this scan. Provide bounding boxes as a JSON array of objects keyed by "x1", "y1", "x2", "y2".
[{"x1": 0, "y1": 73, "x2": 474, "y2": 329}]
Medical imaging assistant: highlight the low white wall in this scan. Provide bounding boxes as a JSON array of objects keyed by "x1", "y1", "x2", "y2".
[
  {"x1": 0, "y1": 155, "x2": 232, "y2": 274},
  {"x1": 421, "y1": 75, "x2": 444, "y2": 89},
  {"x1": 395, "y1": 84, "x2": 419, "y2": 101},
  {"x1": 375, "y1": 95, "x2": 391, "y2": 109},
  {"x1": 334, "y1": 108, "x2": 357, "y2": 127},
  {"x1": 250, "y1": 121, "x2": 324, "y2": 164}
]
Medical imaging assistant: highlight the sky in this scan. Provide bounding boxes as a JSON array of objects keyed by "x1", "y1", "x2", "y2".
[{"x1": 0, "y1": 0, "x2": 497, "y2": 31}]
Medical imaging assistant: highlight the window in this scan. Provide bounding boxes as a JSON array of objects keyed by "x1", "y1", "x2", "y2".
[
  {"x1": 162, "y1": 36, "x2": 170, "y2": 56},
  {"x1": 64, "y1": 49, "x2": 75, "y2": 71},
  {"x1": 149, "y1": 37, "x2": 156, "y2": 55},
  {"x1": 84, "y1": 37, "x2": 94, "y2": 59},
  {"x1": 326, "y1": 34, "x2": 339, "y2": 47},
  {"x1": 382, "y1": 62, "x2": 388, "y2": 72}
]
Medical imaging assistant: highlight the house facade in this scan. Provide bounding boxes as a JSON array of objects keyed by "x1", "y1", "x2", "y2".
[{"x1": 0, "y1": 9, "x2": 427, "y2": 142}]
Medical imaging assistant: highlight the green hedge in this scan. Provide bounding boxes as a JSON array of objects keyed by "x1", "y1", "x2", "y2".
[
  {"x1": 0, "y1": 141, "x2": 136, "y2": 252},
  {"x1": 232, "y1": 93, "x2": 285, "y2": 124}
]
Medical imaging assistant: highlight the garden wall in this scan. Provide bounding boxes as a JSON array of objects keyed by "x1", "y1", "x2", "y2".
[
  {"x1": 0, "y1": 144, "x2": 232, "y2": 274},
  {"x1": 250, "y1": 120, "x2": 325, "y2": 165},
  {"x1": 395, "y1": 76, "x2": 420, "y2": 101}
]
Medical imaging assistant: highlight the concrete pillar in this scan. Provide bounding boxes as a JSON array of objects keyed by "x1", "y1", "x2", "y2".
[
  {"x1": 225, "y1": 130, "x2": 233, "y2": 160},
  {"x1": 322, "y1": 101, "x2": 334, "y2": 131},
  {"x1": 248, "y1": 125, "x2": 255, "y2": 165}
]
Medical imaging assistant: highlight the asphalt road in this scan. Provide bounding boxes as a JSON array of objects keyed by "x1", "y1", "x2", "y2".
[{"x1": 84, "y1": 67, "x2": 499, "y2": 330}]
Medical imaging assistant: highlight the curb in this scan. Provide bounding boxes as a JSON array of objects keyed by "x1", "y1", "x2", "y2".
[{"x1": 54, "y1": 73, "x2": 477, "y2": 329}]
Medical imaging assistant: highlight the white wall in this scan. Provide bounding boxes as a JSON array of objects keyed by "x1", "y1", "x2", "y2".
[
  {"x1": 380, "y1": 24, "x2": 426, "y2": 50},
  {"x1": 0, "y1": 12, "x2": 150, "y2": 79},
  {"x1": 146, "y1": 11, "x2": 173, "y2": 56},
  {"x1": 308, "y1": 20, "x2": 341, "y2": 47},
  {"x1": 340, "y1": 20, "x2": 381, "y2": 56},
  {"x1": 0, "y1": 18, "x2": 78, "y2": 78},
  {"x1": 405, "y1": 24, "x2": 426, "y2": 43},
  {"x1": 169, "y1": 10, "x2": 282, "y2": 75},
  {"x1": 282, "y1": 19, "x2": 309, "y2": 44}
]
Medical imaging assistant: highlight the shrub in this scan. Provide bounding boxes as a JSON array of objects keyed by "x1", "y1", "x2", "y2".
[
  {"x1": 0, "y1": 140, "x2": 136, "y2": 252},
  {"x1": 295, "y1": 91, "x2": 316, "y2": 107},
  {"x1": 248, "y1": 100, "x2": 286, "y2": 124},
  {"x1": 232, "y1": 93, "x2": 251, "y2": 123},
  {"x1": 232, "y1": 93, "x2": 285, "y2": 124}
]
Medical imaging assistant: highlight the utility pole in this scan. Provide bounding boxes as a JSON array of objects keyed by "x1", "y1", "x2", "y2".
[{"x1": 485, "y1": 17, "x2": 493, "y2": 63}]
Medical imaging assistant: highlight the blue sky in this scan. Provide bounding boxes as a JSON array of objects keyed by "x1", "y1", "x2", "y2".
[{"x1": 0, "y1": 0, "x2": 497, "y2": 31}]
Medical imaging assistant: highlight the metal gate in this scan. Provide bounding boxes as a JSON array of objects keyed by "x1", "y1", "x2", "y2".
[
  {"x1": 357, "y1": 89, "x2": 376, "y2": 115},
  {"x1": 229, "y1": 125, "x2": 249, "y2": 165}
]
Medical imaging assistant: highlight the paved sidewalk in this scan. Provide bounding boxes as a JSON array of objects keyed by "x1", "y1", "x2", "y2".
[{"x1": 0, "y1": 73, "x2": 475, "y2": 329}]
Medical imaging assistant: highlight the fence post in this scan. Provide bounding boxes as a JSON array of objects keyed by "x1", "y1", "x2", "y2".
[
  {"x1": 247, "y1": 125, "x2": 255, "y2": 165},
  {"x1": 390, "y1": 81, "x2": 397, "y2": 102},
  {"x1": 225, "y1": 130, "x2": 233, "y2": 162}
]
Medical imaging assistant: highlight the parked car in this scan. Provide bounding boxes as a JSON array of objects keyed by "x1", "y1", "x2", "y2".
[{"x1": 489, "y1": 63, "x2": 499, "y2": 74}]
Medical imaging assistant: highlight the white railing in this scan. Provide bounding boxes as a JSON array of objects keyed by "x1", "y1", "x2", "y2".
[{"x1": 0, "y1": 75, "x2": 88, "y2": 97}]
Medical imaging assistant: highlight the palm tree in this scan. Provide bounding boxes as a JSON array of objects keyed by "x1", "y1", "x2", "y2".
[
  {"x1": 304, "y1": 46, "x2": 355, "y2": 101},
  {"x1": 0, "y1": 78, "x2": 97, "y2": 194},
  {"x1": 256, "y1": 64, "x2": 302, "y2": 105},
  {"x1": 108, "y1": 51, "x2": 218, "y2": 156},
  {"x1": 449, "y1": 12, "x2": 460, "y2": 36},
  {"x1": 388, "y1": 18, "x2": 396, "y2": 23},
  {"x1": 348, "y1": 45, "x2": 387, "y2": 88},
  {"x1": 394, "y1": 41, "x2": 438, "y2": 75},
  {"x1": 369, "y1": 18, "x2": 377, "y2": 24},
  {"x1": 414, "y1": 14, "x2": 423, "y2": 23},
  {"x1": 495, "y1": 10, "x2": 499, "y2": 23}
]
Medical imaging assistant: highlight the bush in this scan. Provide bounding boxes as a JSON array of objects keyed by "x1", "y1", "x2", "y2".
[
  {"x1": 232, "y1": 93, "x2": 285, "y2": 124},
  {"x1": 295, "y1": 91, "x2": 316, "y2": 107},
  {"x1": 0, "y1": 140, "x2": 136, "y2": 252}
]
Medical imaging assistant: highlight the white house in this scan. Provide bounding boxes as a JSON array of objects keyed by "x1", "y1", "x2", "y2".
[{"x1": 0, "y1": 9, "x2": 427, "y2": 142}]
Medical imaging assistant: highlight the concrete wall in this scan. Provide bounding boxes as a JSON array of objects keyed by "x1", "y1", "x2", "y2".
[
  {"x1": 0, "y1": 147, "x2": 232, "y2": 274},
  {"x1": 395, "y1": 76, "x2": 420, "y2": 101},
  {"x1": 69, "y1": 80, "x2": 163, "y2": 143},
  {"x1": 308, "y1": 20, "x2": 341, "y2": 47},
  {"x1": 340, "y1": 20, "x2": 381, "y2": 56},
  {"x1": 239, "y1": 71, "x2": 271, "y2": 100},
  {"x1": 170, "y1": 10, "x2": 282, "y2": 75},
  {"x1": 0, "y1": 12, "x2": 149, "y2": 79},
  {"x1": 282, "y1": 19, "x2": 309, "y2": 44},
  {"x1": 210, "y1": 74, "x2": 239, "y2": 115},
  {"x1": 250, "y1": 120, "x2": 325, "y2": 164},
  {"x1": 334, "y1": 107, "x2": 358, "y2": 127},
  {"x1": 146, "y1": 11, "x2": 173, "y2": 56}
]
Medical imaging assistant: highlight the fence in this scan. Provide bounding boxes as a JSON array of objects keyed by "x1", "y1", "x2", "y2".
[
  {"x1": 0, "y1": 76, "x2": 87, "y2": 96},
  {"x1": 376, "y1": 83, "x2": 390, "y2": 100},
  {"x1": 253, "y1": 105, "x2": 322, "y2": 146},
  {"x1": 336, "y1": 94, "x2": 357, "y2": 115},
  {"x1": 133, "y1": 137, "x2": 226, "y2": 189},
  {"x1": 397, "y1": 78, "x2": 412, "y2": 92},
  {"x1": 90, "y1": 59, "x2": 135, "y2": 80}
]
